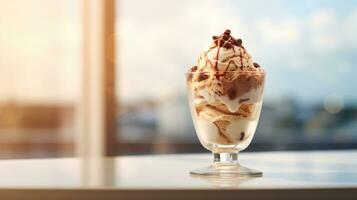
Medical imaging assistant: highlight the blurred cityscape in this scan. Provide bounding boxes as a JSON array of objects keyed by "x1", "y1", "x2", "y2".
[
  {"x1": 0, "y1": 102, "x2": 75, "y2": 158},
  {"x1": 2, "y1": 92, "x2": 357, "y2": 158},
  {"x1": 119, "y1": 94, "x2": 357, "y2": 154}
]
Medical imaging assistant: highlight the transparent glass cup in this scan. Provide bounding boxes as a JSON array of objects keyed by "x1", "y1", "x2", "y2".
[{"x1": 186, "y1": 71, "x2": 266, "y2": 177}]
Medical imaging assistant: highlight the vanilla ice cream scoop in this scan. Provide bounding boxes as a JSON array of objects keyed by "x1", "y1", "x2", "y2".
[
  {"x1": 188, "y1": 30, "x2": 265, "y2": 112},
  {"x1": 191, "y1": 29, "x2": 262, "y2": 73}
]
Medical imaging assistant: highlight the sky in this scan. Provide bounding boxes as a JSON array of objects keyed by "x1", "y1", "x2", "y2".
[
  {"x1": 118, "y1": 0, "x2": 357, "y2": 105},
  {"x1": 0, "y1": 0, "x2": 357, "y2": 106}
]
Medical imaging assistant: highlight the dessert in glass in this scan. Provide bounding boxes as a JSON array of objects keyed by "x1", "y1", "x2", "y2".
[{"x1": 186, "y1": 29, "x2": 265, "y2": 177}]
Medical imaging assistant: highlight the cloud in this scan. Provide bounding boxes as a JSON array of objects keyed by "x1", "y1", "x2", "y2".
[
  {"x1": 309, "y1": 8, "x2": 357, "y2": 51},
  {"x1": 256, "y1": 19, "x2": 300, "y2": 44},
  {"x1": 309, "y1": 9, "x2": 339, "y2": 50}
]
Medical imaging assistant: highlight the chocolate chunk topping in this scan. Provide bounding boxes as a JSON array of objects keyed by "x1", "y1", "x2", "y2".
[
  {"x1": 222, "y1": 35, "x2": 229, "y2": 41},
  {"x1": 236, "y1": 39, "x2": 242, "y2": 46},
  {"x1": 253, "y1": 62, "x2": 261, "y2": 68},
  {"x1": 191, "y1": 66, "x2": 198, "y2": 72},
  {"x1": 239, "y1": 132, "x2": 245, "y2": 141},
  {"x1": 212, "y1": 30, "x2": 244, "y2": 49},
  {"x1": 223, "y1": 42, "x2": 232, "y2": 49},
  {"x1": 224, "y1": 29, "x2": 231, "y2": 35},
  {"x1": 197, "y1": 73, "x2": 209, "y2": 82}
]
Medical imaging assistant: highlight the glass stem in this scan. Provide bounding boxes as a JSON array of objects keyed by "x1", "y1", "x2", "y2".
[{"x1": 213, "y1": 152, "x2": 239, "y2": 166}]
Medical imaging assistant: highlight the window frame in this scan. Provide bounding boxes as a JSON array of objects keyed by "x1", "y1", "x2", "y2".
[{"x1": 79, "y1": 0, "x2": 117, "y2": 157}]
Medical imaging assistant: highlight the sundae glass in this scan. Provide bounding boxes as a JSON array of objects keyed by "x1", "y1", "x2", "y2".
[{"x1": 186, "y1": 30, "x2": 265, "y2": 176}]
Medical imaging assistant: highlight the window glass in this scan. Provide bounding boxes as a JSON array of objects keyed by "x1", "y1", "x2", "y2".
[{"x1": 117, "y1": 0, "x2": 357, "y2": 154}]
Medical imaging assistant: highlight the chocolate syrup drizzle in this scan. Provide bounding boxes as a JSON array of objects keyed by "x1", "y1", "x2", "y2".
[
  {"x1": 209, "y1": 29, "x2": 248, "y2": 78},
  {"x1": 190, "y1": 29, "x2": 261, "y2": 73}
]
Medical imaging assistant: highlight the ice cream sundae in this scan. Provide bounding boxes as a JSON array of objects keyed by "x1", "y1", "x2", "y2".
[{"x1": 186, "y1": 29, "x2": 265, "y2": 153}]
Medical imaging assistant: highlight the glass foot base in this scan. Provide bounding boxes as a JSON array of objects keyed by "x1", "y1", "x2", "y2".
[
  {"x1": 190, "y1": 164, "x2": 262, "y2": 177},
  {"x1": 190, "y1": 152, "x2": 262, "y2": 177}
]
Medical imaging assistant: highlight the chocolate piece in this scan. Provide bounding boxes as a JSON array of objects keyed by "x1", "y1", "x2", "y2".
[
  {"x1": 191, "y1": 66, "x2": 198, "y2": 72},
  {"x1": 253, "y1": 62, "x2": 261, "y2": 68},
  {"x1": 239, "y1": 98, "x2": 250, "y2": 103},
  {"x1": 212, "y1": 35, "x2": 218, "y2": 40},
  {"x1": 223, "y1": 42, "x2": 232, "y2": 49},
  {"x1": 198, "y1": 73, "x2": 209, "y2": 82},
  {"x1": 239, "y1": 132, "x2": 245, "y2": 141},
  {"x1": 224, "y1": 29, "x2": 231, "y2": 35},
  {"x1": 222, "y1": 35, "x2": 229, "y2": 41},
  {"x1": 236, "y1": 39, "x2": 242, "y2": 46}
]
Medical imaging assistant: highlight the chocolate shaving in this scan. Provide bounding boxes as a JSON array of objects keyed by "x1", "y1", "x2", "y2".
[
  {"x1": 211, "y1": 30, "x2": 244, "y2": 49},
  {"x1": 239, "y1": 132, "x2": 245, "y2": 141},
  {"x1": 239, "y1": 98, "x2": 250, "y2": 103},
  {"x1": 236, "y1": 39, "x2": 242, "y2": 46},
  {"x1": 253, "y1": 62, "x2": 261, "y2": 68},
  {"x1": 224, "y1": 29, "x2": 231, "y2": 35},
  {"x1": 191, "y1": 66, "x2": 198, "y2": 72}
]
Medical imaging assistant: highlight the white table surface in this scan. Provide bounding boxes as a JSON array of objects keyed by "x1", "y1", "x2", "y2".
[{"x1": 0, "y1": 150, "x2": 356, "y2": 199}]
